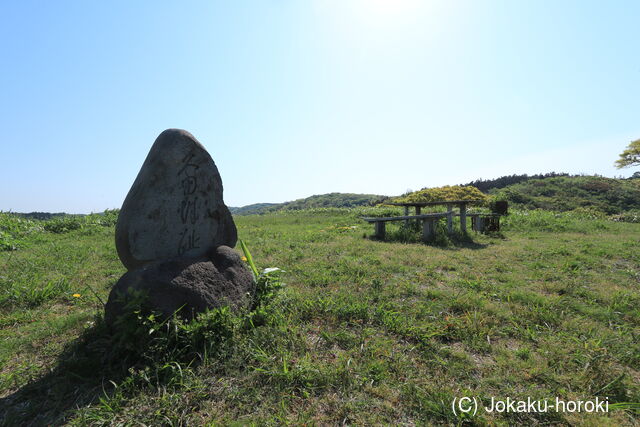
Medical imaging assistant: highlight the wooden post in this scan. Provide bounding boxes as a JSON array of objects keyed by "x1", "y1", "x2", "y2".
[
  {"x1": 374, "y1": 221, "x2": 386, "y2": 239},
  {"x1": 422, "y1": 219, "x2": 435, "y2": 242},
  {"x1": 477, "y1": 216, "x2": 484, "y2": 233},
  {"x1": 404, "y1": 206, "x2": 409, "y2": 227},
  {"x1": 459, "y1": 203, "x2": 467, "y2": 234},
  {"x1": 415, "y1": 206, "x2": 421, "y2": 228},
  {"x1": 446, "y1": 203, "x2": 453, "y2": 234}
]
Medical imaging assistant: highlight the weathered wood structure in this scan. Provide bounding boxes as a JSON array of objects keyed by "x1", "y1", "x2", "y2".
[
  {"x1": 387, "y1": 200, "x2": 483, "y2": 234},
  {"x1": 361, "y1": 200, "x2": 501, "y2": 242},
  {"x1": 361, "y1": 213, "x2": 449, "y2": 242},
  {"x1": 470, "y1": 213, "x2": 501, "y2": 232}
]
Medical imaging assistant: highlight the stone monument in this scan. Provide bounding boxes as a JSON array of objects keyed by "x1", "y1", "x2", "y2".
[{"x1": 105, "y1": 129, "x2": 254, "y2": 325}]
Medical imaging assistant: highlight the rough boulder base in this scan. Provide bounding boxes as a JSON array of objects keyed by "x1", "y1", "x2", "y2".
[
  {"x1": 104, "y1": 246, "x2": 255, "y2": 326},
  {"x1": 115, "y1": 128, "x2": 237, "y2": 271}
]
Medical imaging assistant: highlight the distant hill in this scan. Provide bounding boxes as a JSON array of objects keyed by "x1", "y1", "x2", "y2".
[
  {"x1": 10, "y1": 174, "x2": 640, "y2": 220},
  {"x1": 12, "y1": 212, "x2": 74, "y2": 220},
  {"x1": 228, "y1": 203, "x2": 280, "y2": 215},
  {"x1": 491, "y1": 175, "x2": 640, "y2": 214},
  {"x1": 463, "y1": 172, "x2": 572, "y2": 192},
  {"x1": 232, "y1": 176, "x2": 640, "y2": 215},
  {"x1": 282, "y1": 193, "x2": 389, "y2": 210},
  {"x1": 230, "y1": 193, "x2": 389, "y2": 215}
]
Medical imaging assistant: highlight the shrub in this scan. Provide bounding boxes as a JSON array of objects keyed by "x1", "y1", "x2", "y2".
[
  {"x1": 43, "y1": 216, "x2": 84, "y2": 233},
  {"x1": 391, "y1": 185, "x2": 488, "y2": 205},
  {"x1": 609, "y1": 210, "x2": 640, "y2": 223},
  {"x1": 85, "y1": 209, "x2": 119, "y2": 227},
  {"x1": 0, "y1": 212, "x2": 43, "y2": 251},
  {"x1": 501, "y1": 209, "x2": 611, "y2": 233}
]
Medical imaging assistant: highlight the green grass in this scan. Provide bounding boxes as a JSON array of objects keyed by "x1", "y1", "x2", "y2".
[{"x1": 0, "y1": 209, "x2": 639, "y2": 425}]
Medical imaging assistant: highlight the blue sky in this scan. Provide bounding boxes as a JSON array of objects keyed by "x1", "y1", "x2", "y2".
[{"x1": 1, "y1": 1, "x2": 638, "y2": 213}]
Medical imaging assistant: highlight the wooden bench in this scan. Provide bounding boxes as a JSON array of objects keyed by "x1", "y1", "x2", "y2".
[
  {"x1": 362, "y1": 212, "x2": 501, "y2": 241},
  {"x1": 361, "y1": 213, "x2": 448, "y2": 242},
  {"x1": 388, "y1": 200, "x2": 483, "y2": 234}
]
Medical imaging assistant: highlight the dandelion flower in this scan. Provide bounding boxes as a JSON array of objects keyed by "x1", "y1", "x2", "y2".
[
  {"x1": 72, "y1": 293, "x2": 81, "y2": 298},
  {"x1": 241, "y1": 256, "x2": 247, "y2": 262}
]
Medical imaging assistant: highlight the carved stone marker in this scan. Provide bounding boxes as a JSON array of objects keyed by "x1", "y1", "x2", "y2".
[
  {"x1": 105, "y1": 129, "x2": 252, "y2": 326},
  {"x1": 115, "y1": 129, "x2": 237, "y2": 271}
]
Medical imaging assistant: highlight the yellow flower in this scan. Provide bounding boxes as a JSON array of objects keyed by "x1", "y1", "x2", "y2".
[
  {"x1": 72, "y1": 293, "x2": 81, "y2": 298},
  {"x1": 241, "y1": 256, "x2": 247, "y2": 262}
]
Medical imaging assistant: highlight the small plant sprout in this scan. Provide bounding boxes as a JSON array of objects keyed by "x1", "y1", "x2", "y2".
[
  {"x1": 239, "y1": 239, "x2": 285, "y2": 310},
  {"x1": 239, "y1": 239, "x2": 259, "y2": 279}
]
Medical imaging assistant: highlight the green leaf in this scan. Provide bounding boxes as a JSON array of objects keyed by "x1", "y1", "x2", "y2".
[{"x1": 239, "y1": 239, "x2": 259, "y2": 278}]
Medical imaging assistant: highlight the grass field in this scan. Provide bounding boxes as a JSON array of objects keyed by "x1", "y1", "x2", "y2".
[{"x1": 0, "y1": 209, "x2": 639, "y2": 425}]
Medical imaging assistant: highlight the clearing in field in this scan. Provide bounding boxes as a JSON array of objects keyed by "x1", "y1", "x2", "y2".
[{"x1": 0, "y1": 208, "x2": 638, "y2": 425}]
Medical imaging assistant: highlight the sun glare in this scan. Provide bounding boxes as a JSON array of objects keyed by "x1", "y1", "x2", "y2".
[
  {"x1": 352, "y1": 0, "x2": 422, "y2": 27},
  {"x1": 313, "y1": 0, "x2": 445, "y2": 38},
  {"x1": 365, "y1": 0, "x2": 421, "y2": 16}
]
